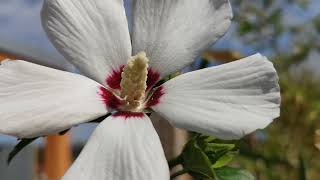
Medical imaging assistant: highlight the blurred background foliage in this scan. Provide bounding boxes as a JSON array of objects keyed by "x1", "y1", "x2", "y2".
[{"x1": 201, "y1": 0, "x2": 320, "y2": 179}]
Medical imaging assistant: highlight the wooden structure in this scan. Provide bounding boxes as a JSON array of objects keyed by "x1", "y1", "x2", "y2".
[{"x1": 44, "y1": 135, "x2": 72, "y2": 180}]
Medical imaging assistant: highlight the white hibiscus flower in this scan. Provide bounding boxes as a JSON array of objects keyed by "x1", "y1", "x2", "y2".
[{"x1": 0, "y1": 0, "x2": 280, "y2": 179}]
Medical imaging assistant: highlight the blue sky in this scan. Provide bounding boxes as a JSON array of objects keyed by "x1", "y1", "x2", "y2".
[
  {"x1": 0, "y1": 0, "x2": 55, "y2": 51},
  {"x1": 0, "y1": 0, "x2": 319, "y2": 144}
]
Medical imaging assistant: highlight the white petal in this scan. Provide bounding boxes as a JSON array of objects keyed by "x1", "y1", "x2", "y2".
[
  {"x1": 152, "y1": 54, "x2": 280, "y2": 140},
  {"x1": 63, "y1": 113, "x2": 169, "y2": 180},
  {"x1": 132, "y1": 0, "x2": 232, "y2": 77},
  {"x1": 0, "y1": 60, "x2": 108, "y2": 138},
  {"x1": 41, "y1": 0, "x2": 132, "y2": 86}
]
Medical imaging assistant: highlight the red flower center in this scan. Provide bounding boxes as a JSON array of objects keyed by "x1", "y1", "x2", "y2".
[{"x1": 99, "y1": 65, "x2": 164, "y2": 113}]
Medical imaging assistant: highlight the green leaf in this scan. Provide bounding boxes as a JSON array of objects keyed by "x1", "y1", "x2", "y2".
[
  {"x1": 7, "y1": 138, "x2": 37, "y2": 165},
  {"x1": 178, "y1": 134, "x2": 239, "y2": 179},
  {"x1": 215, "y1": 167, "x2": 255, "y2": 180},
  {"x1": 196, "y1": 135, "x2": 215, "y2": 150},
  {"x1": 196, "y1": 134, "x2": 214, "y2": 141},
  {"x1": 205, "y1": 143, "x2": 235, "y2": 152},
  {"x1": 212, "y1": 150, "x2": 238, "y2": 169},
  {"x1": 190, "y1": 135, "x2": 238, "y2": 170},
  {"x1": 203, "y1": 136, "x2": 217, "y2": 143},
  {"x1": 182, "y1": 139, "x2": 215, "y2": 179},
  {"x1": 205, "y1": 143, "x2": 236, "y2": 164}
]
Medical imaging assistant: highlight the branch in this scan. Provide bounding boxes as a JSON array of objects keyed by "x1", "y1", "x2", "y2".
[
  {"x1": 170, "y1": 169, "x2": 188, "y2": 179},
  {"x1": 168, "y1": 155, "x2": 183, "y2": 169}
]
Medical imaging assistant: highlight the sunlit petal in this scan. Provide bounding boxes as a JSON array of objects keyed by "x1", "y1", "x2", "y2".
[
  {"x1": 132, "y1": 0, "x2": 232, "y2": 77},
  {"x1": 63, "y1": 113, "x2": 169, "y2": 180},
  {"x1": 41, "y1": 0, "x2": 132, "y2": 86},
  {"x1": 152, "y1": 54, "x2": 280, "y2": 140},
  {"x1": 0, "y1": 60, "x2": 108, "y2": 138}
]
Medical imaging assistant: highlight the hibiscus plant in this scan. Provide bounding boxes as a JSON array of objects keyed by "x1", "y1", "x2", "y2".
[{"x1": 0, "y1": 0, "x2": 280, "y2": 179}]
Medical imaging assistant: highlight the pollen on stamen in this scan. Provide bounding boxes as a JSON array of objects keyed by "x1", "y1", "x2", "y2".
[{"x1": 120, "y1": 51, "x2": 149, "y2": 111}]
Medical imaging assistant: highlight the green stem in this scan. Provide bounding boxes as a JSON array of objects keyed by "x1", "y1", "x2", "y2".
[
  {"x1": 170, "y1": 169, "x2": 188, "y2": 179},
  {"x1": 213, "y1": 169, "x2": 219, "y2": 180},
  {"x1": 168, "y1": 155, "x2": 183, "y2": 169}
]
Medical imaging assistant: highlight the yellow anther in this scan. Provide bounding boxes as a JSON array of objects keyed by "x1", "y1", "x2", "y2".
[{"x1": 120, "y1": 52, "x2": 149, "y2": 111}]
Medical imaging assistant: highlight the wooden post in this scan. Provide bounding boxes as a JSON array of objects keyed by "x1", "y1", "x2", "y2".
[
  {"x1": 44, "y1": 134, "x2": 72, "y2": 180},
  {"x1": 0, "y1": 54, "x2": 15, "y2": 60}
]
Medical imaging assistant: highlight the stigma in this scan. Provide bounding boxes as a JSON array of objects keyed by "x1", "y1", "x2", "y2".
[{"x1": 120, "y1": 52, "x2": 149, "y2": 112}]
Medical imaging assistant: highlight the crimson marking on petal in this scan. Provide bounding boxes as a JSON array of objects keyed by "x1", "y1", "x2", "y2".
[
  {"x1": 146, "y1": 68, "x2": 160, "y2": 91},
  {"x1": 98, "y1": 86, "x2": 122, "y2": 109},
  {"x1": 146, "y1": 86, "x2": 165, "y2": 108},
  {"x1": 113, "y1": 112, "x2": 145, "y2": 119},
  {"x1": 106, "y1": 65, "x2": 125, "y2": 90}
]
